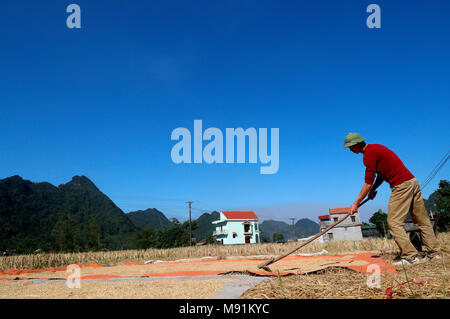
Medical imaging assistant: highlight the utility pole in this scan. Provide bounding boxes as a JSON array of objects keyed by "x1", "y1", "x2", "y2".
[
  {"x1": 289, "y1": 218, "x2": 296, "y2": 240},
  {"x1": 185, "y1": 201, "x2": 193, "y2": 246}
]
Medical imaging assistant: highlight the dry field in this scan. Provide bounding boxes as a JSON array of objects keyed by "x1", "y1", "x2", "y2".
[
  {"x1": 0, "y1": 235, "x2": 425, "y2": 270},
  {"x1": 240, "y1": 252, "x2": 449, "y2": 299},
  {"x1": 241, "y1": 233, "x2": 450, "y2": 299},
  {"x1": 0, "y1": 278, "x2": 239, "y2": 299},
  {"x1": 1, "y1": 233, "x2": 448, "y2": 299}
]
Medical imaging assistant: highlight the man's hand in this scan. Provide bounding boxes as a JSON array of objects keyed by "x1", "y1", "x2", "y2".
[
  {"x1": 350, "y1": 202, "x2": 359, "y2": 215},
  {"x1": 351, "y1": 183, "x2": 373, "y2": 215}
]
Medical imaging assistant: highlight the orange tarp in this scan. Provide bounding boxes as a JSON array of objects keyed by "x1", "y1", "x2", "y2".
[{"x1": 0, "y1": 252, "x2": 396, "y2": 281}]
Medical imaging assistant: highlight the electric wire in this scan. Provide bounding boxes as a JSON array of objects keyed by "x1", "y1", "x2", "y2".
[{"x1": 420, "y1": 150, "x2": 449, "y2": 190}]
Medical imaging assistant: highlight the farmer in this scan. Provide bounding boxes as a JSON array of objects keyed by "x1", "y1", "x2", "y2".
[{"x1": 343, "y1": 133, "x2": 441, "y2": 266}]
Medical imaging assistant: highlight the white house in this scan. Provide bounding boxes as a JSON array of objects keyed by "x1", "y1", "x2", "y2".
[
  {"x1": 317, "y1": 207, "x2": 363, "y2": 242},
  {"x1": 212, "y1": 211, "x2": 261, "y2": 245}
]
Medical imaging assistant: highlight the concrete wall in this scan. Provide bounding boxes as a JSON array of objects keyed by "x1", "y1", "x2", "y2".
[
  {"x1": 319, "y1": 212, "x2": 363, "y2": 242},
  {"x1": 328, "y1": 212, "x2": 361, "y2": 227},
  {"x1": 327, "y1": 226, "x2": 363, "y2": 241}
]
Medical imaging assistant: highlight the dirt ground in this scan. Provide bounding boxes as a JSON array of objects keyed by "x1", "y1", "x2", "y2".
[{"x1": 0, "y1": 277, "x2": 241, "y2": 299}]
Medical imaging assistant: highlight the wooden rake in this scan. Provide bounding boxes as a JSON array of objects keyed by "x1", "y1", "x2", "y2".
[{"x1": 257, "y1": 196, "x2": 373, "y2": 272}]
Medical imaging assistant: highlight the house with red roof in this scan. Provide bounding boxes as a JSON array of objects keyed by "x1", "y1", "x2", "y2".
[
  {"x1": 317, "y1": 207, "x2": 363, "y2": 242},
  {"x1": 212, "y1": 211, "x2": 261, "y2": 245}
]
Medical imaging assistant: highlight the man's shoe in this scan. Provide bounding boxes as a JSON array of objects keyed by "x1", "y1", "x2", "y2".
[
  {"x1": 392, "y1": 257, "x2": 421, "y2": 266},
  {"x1": 423, "y1": 254, "x2": 442, "y2": 262}
]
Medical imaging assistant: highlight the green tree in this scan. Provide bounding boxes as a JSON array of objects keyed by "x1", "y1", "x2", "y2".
[
  {"x1": 261, "y1": 235, "x2": 270, "y2": 243},
  {"x1": 273, "y1": 232, "x2": 284, "y2": 242},
  {"x1": 134, "y1": 220, "x2": 199, "y2": 249},
  {"x1": 51, "y1": 213, "x2": 82, "y2": 252},
  {"x1": 158, "y1": 220, "x2": 198, "y2": 248},
  {"x1": 369, "y1": 209, "x2": 390, "y2": 238},
  {"x1": 435, "y1": 180, "x2": 450, "y2": 232},
  {"x1": 87, "y1": 217, "x2": 101, "y2": 250},
  {"x1": 134, "y1": 226, "x2": 159, "y2": 249}
]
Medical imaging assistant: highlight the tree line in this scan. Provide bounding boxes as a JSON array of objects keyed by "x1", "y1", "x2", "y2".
[{"x1": 50, "y1": 216, "x2": 202, "y2": 252}]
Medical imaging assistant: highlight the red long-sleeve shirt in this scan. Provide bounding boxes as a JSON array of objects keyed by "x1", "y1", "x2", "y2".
[{"x1": 362, "y1": 144, "x2": 414, "y2": 187}]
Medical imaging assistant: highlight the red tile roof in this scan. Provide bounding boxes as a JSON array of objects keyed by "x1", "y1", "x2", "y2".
[
  {"x1": 329, "y1": 207, "x2": 350, "y2": 214},
  {"x1": 318, "y1": 215, "x2": 330, "y2": 220},
  {"x1": 222, "y1": 211, "x2": 258, "y2": 220}
]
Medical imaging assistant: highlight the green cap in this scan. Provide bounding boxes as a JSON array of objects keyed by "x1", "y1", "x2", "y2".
[{"x1": 343, "y1": 133, "x2": 366, "y2": 148}]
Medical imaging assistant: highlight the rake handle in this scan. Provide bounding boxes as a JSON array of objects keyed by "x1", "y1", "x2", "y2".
[{"x1": 258, "y1": 197, "x2": 371, "y2": 270}]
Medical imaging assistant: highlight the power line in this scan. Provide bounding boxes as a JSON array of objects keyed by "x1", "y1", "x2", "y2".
[
  {"x1": 422, "y1": 150, "x2": 448, "y2": 186},
  {"x1": 421, "y1": 150, "x2": 450, "y2": 190}
]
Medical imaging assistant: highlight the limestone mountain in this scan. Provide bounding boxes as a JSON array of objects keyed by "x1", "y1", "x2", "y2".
[
  {"x1": 259, "y1": 218, "x2": 319, "y2": 241},
  {"x1": 127, "y1": 208, "x2": 172, "y2": 230},
  {"x1": 192, "y1": 211, "x2": 220, "y2": 240},
  {"x1": 0, "y1": 175, "x2": 138, "y2": 252}
]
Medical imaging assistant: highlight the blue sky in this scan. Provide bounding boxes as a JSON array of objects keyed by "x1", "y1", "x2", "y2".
[{"x1": 1, "y1": 1, "x2": 449, "y2": 223}]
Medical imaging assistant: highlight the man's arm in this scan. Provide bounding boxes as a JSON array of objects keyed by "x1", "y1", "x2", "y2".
[
  {"x1": 350, "y1": 175, "x2": 384, "y2": 214},
  {"x1": 369, "y1": 175, "x2": 384, "y2": 198},
  {"x1": 350, "y1": 183, "x2": 372, "y2": 214}
]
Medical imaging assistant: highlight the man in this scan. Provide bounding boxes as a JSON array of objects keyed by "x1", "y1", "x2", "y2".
[{"x1": 343, "y1": 133, "x2": 441, "y2": 266}]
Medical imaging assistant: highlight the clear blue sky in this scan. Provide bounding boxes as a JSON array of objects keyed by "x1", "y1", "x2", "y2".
[{"x1": 1, "y1": 1, "x2": 449, "y2": 223}]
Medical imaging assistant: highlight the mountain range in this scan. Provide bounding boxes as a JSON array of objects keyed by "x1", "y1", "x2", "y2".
[
  {"x1": 127, "y1": 208, "x2": 172, "y2": 230},
  {"x1": 2, "y1": 174, "x2": 441, "y2": 253},
  {"x1": 0, "y1": 175, "x2": 137, "y2": 252},
  {"x1": 259, "y1": 218, "x2": 320, "y2": 241}
]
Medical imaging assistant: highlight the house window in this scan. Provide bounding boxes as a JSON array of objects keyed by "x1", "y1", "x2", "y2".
[
  {"x1": 233, "y1": 233, "x2": 237, "y2": 238},
  {"x1": 328, "y1": 233, "x2": 334, "y2": 240},
  {"x1": 351, "y1": 216, "x2": 356, "y2": 223},
  {"x1": 244, "y1": 224, "x2": 250, "y2": 233},
  {"x1": 333, "y1": 217, "x2": 338, "y2": 222}
]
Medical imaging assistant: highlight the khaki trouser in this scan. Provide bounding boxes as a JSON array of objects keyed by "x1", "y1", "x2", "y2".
[{"x1": 388, "y1": 178, "x2": 440, "y2": 260}]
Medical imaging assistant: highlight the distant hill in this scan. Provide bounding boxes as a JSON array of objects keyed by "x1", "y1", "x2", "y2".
[
  {"x1": 259, "y1": 220, "x2": 291, "y2": 241},
  {"x1": 295, "y1": 218, "x2": 320, "y2": 238},
  {"x1": 127, "y1": 208, "x2": 172, "y2": 230},
  {"x1": 0, "y1": 175, "x2": 138, "y2": 252},
  {"x1": 192, "y1": 211, "x2": 220, "y2": 240},
  {"x1": 127, "y1": 209, "x2": 220, "y2": 241},
  {"x1": 260, "y1": 218, "x2": 319, "y2": 241},
  {"x1": 424, "y1": 189, "x2": 442, "y2": 213},
  {"x1": 0, "y1": 174, "x2": 329, "y2": 252}
]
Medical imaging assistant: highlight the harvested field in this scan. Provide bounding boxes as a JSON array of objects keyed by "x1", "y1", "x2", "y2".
[
  {"x1": 241, "y1": 239, "x2": 450, "y2": 299},
  {"x1": 0, "y1": 278, "x2": 239, "y2": 299},
  {"x1": 1, "y1": 233, "x2": 448, "y2": 299},
  {"x1": 0, "y1": 252, "x2": 394, "y2": 280},
  {"x1": 0, "y1": 252, "x2": 395, "y2": 299},
  {"x1": 1, "y1": 235, "x2": 436, "y2": 270}
]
